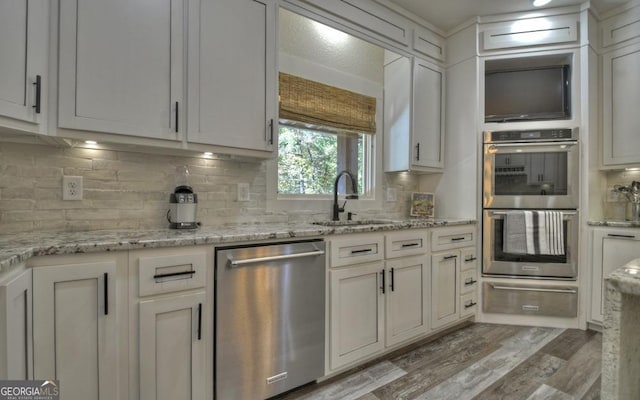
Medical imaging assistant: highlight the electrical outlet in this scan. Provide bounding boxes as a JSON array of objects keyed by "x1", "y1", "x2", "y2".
[
  {"x1": 63, "y1": 176, "x2": 83, "y2": 200},
  {"x1": 237, "y1": 183, "x2": 250, "y2": 202},
  {"x1": 386, "y1": 188, "x2": 397, "y2": 202}
]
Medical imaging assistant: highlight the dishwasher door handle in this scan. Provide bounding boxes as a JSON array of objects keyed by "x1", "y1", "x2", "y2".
[{"x1": 228, "y1": 250, "x2": 326, "y2": 267}]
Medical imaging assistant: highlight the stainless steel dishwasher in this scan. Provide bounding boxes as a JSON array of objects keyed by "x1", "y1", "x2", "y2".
[{"x1": 215, "y1": 239, "x2": 326, "y2": 400}]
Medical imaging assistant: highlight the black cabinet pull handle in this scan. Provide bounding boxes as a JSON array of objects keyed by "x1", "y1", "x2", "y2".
[
  {"x1": 351, "y1": 248, "x2": 372, "y2": 254},
  {"x1": 465, "y1": 279, "x2": 477, "y2": 286},
  {"x1": 443, "y1": 255, "x2": 457, "y2": 260},
  {"x1": 380, "y1": 270, "x2": 385, "y2": 294},
  {"x1": 401, "y1": 243, "x2": 419, "y2": 248},
  {"x1": 416, "y1": 142, "x2": 420, "y2": 161},
  {"x1": 451, "y1": 237, "x2": 466, "y2": 241},
  {"x1": 465, "y1": 257, "x2": 477, "y2": 262},
  {"x1": 175, "y1": 101, "x2": 179, "y2": 133},
  {"x1": 390, "y1": 268, "x2": 395, "y2": 292},
  {"x1": 104, "y1": 272, "x2": 109, "y2": 315},
  {"x1": 32, "y1": 75, "x2": 41, "y2": 114},
  {"x1": 607, "y1": 234, "x2": 636, "y2": 239},
  {"x1": 464, "y1": 301, "x2": 477, "y2": 309},
  {"x1": 268, "y1": 119, "x2": 274, "y2": 144},
  {"x1": 153, "y1": 270, "x2": 195, "y2": 279},
  {"x1": 197, "y1": 303, "x2": 202, "y2": 340}
]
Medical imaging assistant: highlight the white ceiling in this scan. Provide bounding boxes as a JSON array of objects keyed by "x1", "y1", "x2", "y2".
[{"x1": 387, "y1": 0, "x2": 628, "y2": 31}]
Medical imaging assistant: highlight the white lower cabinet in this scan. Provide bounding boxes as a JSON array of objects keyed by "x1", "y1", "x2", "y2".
[
  {"x1": 329, "y1": 261, "x2": 385, "y2": 370},
  {"x1": 385, "y1": 255, "x2": 429, "y2": 347},
  {"x1": 431, "y1": 251, "x2": 460, "y2": 329},
  {"x1": 32, "y1": 260, "x2": 119, "y2": 400},
  {"x1": 591, "y1": 228, "x2": 640, "y2": 323},
  {"x1": 0, "y1": 267, "x2": 32, "y2": 379},
  {"x1": 139, "y1": 292, "x2": 206, "y2": 400}
]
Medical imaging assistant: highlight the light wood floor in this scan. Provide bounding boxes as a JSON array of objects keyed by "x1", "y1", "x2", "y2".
[{"x1": 275, "y1": 323, "x2": 602, "y2": 400}]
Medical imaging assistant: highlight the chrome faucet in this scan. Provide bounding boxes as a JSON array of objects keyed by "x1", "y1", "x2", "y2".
[{"x1": 333, "y1": 170, "x2": 359, "y2": 221}]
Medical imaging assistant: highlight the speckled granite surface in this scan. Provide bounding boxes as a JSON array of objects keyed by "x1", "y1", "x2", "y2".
[
  {"x1": 0, "y1": 219, "x2": 475, "y2": 273},
  {"x1": 587, "y1": 220, "x2": 640, "y2": 228},
  {"x1": 602, "y1": 258, "x2": 640, "y2": 399}
]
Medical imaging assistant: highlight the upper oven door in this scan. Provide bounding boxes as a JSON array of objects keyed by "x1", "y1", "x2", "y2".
[{"x1": 483, "y1": 141, "x2": 579, "y2": 209}]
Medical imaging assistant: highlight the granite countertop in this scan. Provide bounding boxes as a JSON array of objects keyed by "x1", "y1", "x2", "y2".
[
  {"x1": 587, "y1": 220, "x2": 640, "y2": 228},
  {"x1": 0, "y1": 218, "x2": 475, "y2": 273},
  {"x1": 606, "y1": 258, "x2": 640, "y2": 296}
]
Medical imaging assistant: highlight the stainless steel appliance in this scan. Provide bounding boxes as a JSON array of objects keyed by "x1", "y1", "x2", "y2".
[
  {"x1": 483, "y1": 209, "x2": 578, "y2": 279},
  {"x1": 215, "y1": 240, "x2": 326, "y2": 400},
  {"x1": 482, "y1": 282, "x2": 578, "y2": 317},
  {"x1": 167, "y1": 165, "x2": 198, "y2": 229},
  {"x1": 483, "y1": 128, "x2": 579, "y2": 209}
]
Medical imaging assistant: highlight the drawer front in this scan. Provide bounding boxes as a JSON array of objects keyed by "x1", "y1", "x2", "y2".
[
  {"x1": 460, "y1": 247, "x2": 478, "y2": 272},
  {"x1": 413, "y1": 26, "x2": 445, "y2": 61},
  {"x1": 602, "y1": 6, "x2": 640, "y2": 47},
  {"x1": 431, "y1": 226, "x2": 475, "y2": 252},
  {"x1": 330, "y1": 235, "x2": 384, "y2": 267},
  {"x1": 483, "y1": 282, "x2": 578, "y2": 318},
  {"x1": 460, "y1": 292, "x2": 478, "y2": 318},
  {"x1": 138, "y1": 252, "x2": 207, "y2": 296},
  {"x1": 481, "y1": 15, "x2": 579, "y2": 51},
  {"x1": 385, "y1": 230, "x2": 428, "y2": 259},
  {"x1": 460, "y1": 269, "x2": 477, "y2": 295}
]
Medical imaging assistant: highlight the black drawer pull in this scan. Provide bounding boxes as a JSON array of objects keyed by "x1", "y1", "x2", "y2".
[
  {"x1": 104, "y1": 272, "x2": 109, "y2": 315},
  {"x1": 380, "y1": 270, "x2": 385, "y2": 294},
  {"x1": 390, "y1": 268, "x2": 395, "y2": 292},
  {"x1": 464, "y1": 301, "x2": 477, "y2": 309},
  {"x1": 351, "y1": 248, "x2": 373, "y2": 254},
  {"x1": 451, "y1": 237, "x2": 466, "y2": 241},
  {"x1": 197, "y1": 303, "x2": 202, "y2": 341},
  {"x1": 465, "y1": 279, "x2": 477, "y2": 286},
  {"x1": 443, "y1": 255, "x2": 457, "y2": 260},
  {"x1": 401, "y1": 243, "x2": 419, "y2": 248},
  {"x1": 607, "y1": 234, "x2": 636, "y2": 239},
  {"x1": 33, "y1": 75, "x2": 41, "y2": 114},
  {"x1": 465, "y1": 257, "x2": 477, "y2": 262},
  {"x1": 175, "y1": 101, "x2": 179, "y2": 133},
  {"x1": 153, "y1": 270, "x2": 196, "y2": 279}
]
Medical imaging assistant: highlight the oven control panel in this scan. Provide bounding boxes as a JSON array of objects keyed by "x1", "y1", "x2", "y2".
[{"x1": 485, "y1": 128, "x2": 576, "y2": 143}]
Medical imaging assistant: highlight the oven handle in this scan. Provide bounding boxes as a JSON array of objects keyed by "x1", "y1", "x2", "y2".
[
  {"x1": 489, "y1": 211, "x2": 577, "y2": 217},
  {"x1": 490, "y1": 284, "x2": 577, "y2": 294},
  {"x1": 488, "y1": 141, "x2": 577, "y2": 149}
]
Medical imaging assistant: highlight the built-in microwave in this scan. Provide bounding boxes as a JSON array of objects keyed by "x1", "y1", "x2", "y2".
[{"x1": 483, "y1": 128, "x2": 579, "y2": 210}]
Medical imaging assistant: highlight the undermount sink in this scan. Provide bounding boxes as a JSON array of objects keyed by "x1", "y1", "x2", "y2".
[{"x1": 312, "y1": 219, "x2": 393, "y2": 227}]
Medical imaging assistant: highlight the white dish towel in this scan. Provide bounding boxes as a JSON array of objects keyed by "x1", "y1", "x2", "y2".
[{"x1": 503, "y1": 210, "x2": 565, "y2": 255}]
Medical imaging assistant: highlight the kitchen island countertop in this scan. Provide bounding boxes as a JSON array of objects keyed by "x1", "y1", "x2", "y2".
[{"x1": 0, "y1": 218, "x2": 475, "y2": 273}]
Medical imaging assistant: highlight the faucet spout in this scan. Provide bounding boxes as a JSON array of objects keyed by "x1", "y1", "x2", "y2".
[{"x1": 333, "y1": 170, "x2": 359, "y2": 221}]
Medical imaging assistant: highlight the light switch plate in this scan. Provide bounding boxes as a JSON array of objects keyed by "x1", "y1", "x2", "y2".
[
  {"x1": 386, "y1": 188, "x2": 397, "y2": 202},
  {"x1": 237, "y1": 183, "x2": 250, "y2": 202}
]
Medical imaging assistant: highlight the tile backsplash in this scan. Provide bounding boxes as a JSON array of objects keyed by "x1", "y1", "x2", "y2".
[
  {"x1": 603, "y1": 169, "x2": 640, "y2": 221},
  {"x1": 0, "y1": 142, "x2": 418, "y2": 233}
]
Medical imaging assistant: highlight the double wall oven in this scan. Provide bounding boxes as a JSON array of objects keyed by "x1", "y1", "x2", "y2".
[{"x1": 482, "y1": 128, "x2": 579, "y2": 280}]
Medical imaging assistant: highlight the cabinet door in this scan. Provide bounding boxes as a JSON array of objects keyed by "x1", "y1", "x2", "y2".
[
  {"x1": 431, "y1": 251, "x2": 459, "y2": 329},
  {"x1": 0, "y1": 0, "x2": 47, "y2": 129},
  {"x1": 603, "y1": 42, "x2": 640, "y2": 166},
  {"x1": 139, "y1": 292, "x2": 206, "y2": 400},
  {"x1": 385, "y1": 256, "x2": 429, "y2": 347},
  {"x1": 412, "y1": 58, "x2": 444, "y2": 169},
  {"x1": 187, "y1": 0, "x2": 275, "y2": 151},
  {"x1": 33, "y1": 261, "x2": 117, "y2": 400},
  {"x1": 58, "y1": 0, "x2": 183, "y2": 140},
  {"x1": 329, "y1": 262, "x2": 384, "y2": 370},
  {"x1": 591, "y1": 231, "x2": 640, "y2": 322},
  {"x1": 0, "y1": 269, "x2": 32, "y2": 379}
]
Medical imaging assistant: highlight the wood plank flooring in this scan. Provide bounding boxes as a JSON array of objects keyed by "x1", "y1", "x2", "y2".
[{"x1": 274, "y1": 323, "x2": 602, "y2": 400}]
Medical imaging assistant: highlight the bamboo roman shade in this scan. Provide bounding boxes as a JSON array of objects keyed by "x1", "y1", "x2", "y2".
[{"x1": 279, "y1": 72, "x2": 377, "y2": 134}]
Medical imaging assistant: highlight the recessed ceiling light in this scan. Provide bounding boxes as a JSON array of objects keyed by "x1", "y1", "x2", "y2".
[
  {"x1": 533, "y1": 0, "x2": 552, "y2": 7},
  {"x1": 203, "y1": 152, "x2": 214, "y2": 157},
  {"x1": 625, "y1": 167, "x2": 640, "y2": 171},
  {"x1": 84, "y1": 140, "x2": 97, "y2": 145}
]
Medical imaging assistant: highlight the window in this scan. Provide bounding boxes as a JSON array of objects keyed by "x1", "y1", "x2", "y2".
[
  {"x1": 278, "y1": 73, "x2": 376, "y2": 198},
  {"x1": 278, "y1": 124, "x2": 372, "y2": 196}
]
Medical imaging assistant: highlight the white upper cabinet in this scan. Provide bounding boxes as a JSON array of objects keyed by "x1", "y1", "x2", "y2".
[
  {"x1": 0, "y1": 0, "x2": 48, "y2": 133},
  {"x1": 602, "y1": 41, "x2": 640, "y2": 167},
  {"x1": 187, "y1": 0, "x2": 275, "y2": 151},
  {"x1": 384, "y1": 56, "x2": 444, "y2": 172},
  {"x1": 58, "y1": 0, "x2": 184, "y2": 140}
]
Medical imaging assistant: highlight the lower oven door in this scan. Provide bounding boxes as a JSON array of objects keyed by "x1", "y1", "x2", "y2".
[{"x1": 482, "y1": 209, "x2": 578, "y2": 279}]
